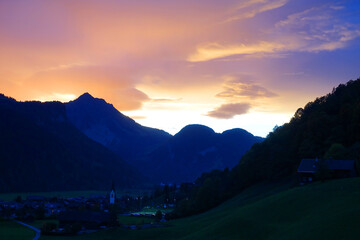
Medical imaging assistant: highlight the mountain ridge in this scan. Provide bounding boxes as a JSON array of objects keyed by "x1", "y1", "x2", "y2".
[
  {"x1": 0, "y1": 93, "x2": 143, "y2": 192},
  {"x1": 66, "y1": 93, "x2": 172, "y2": 164},
  {"x1": 144, "y1": 124, "x2": 263, "y2": 183},
  {"x1": 65, "y1": 93, "x2": 263, "y2": 183},
  {"x1": 0, "y1": 92, "x2": 264, "y2": 192}
]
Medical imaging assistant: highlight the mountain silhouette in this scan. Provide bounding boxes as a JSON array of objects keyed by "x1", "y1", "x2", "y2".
[
  {"x1": 0, "y1": 92, "x2": 263, "y2": 192},
  {"x1": 66, "y1": 93, "x2": 171, "y2": 164},
  {"x1": 66, "y1": 94, "x2": 263, "y2": 183},
  {"x1": 144, "y1": 124, "x2": 263, "y2": 183},
  {"x1": 0, "y1": 94, "x2": 142, "y2": 192}
]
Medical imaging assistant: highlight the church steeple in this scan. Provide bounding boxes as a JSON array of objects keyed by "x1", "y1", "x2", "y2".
[{"x1": 110, "y1": 181, "x2": 116, "y2": 205}]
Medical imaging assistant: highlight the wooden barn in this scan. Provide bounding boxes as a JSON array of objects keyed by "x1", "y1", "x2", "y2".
[{"x1": 297, "y1": 158, "x2": 356, "y2": 183}]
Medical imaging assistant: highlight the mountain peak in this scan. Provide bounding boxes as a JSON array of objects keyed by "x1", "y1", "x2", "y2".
[
  {"x1": 175, "y1": 124, "x2": 215, "y2": 138},
  {"x1": 71, "y1": 92, "x2": 108, "y2": 106},
  {"x1": 77, "y1": 92, "x2": 94, "y2": 100}
]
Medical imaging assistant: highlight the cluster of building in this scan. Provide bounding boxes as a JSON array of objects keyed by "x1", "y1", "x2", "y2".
[
  {"x1": 0, "y1": 194, "x2": 111, "y2": 220},
  {"x1": 297, "y1": 158, "x2": 357, "y2": 183},
  {"x1": 0, "y1": 185, "x2": 150, "y2": 233}
]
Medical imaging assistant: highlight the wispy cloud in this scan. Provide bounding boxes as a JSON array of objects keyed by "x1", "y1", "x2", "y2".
[
  {"x1": 207, "y1": 102, "x2": 251, "y2": 119},
  {"x1": 189, "y1": 3, "x2": 360, "y2": 62},
  {"x1": 224, "y1": 0, "x2": 288, "y2": 23},
  {"x1": 206, "y1": 74, "x2": 277, "y2": 119},
  {"x1": 188, "y1": 41, "x2": 284, "y2": 62},
  {"x1": 234, "y1": 0, "x2": 267, "y2": 10},
  {"x1": 151, "y1": 98, "x2": 183, "y2": 102},
  {"x1": 217, "y1": 75, "x2": 277, "y2": 100},
  {"x1": 275, "y1": 5, "x2": 360, "y2": 52}
]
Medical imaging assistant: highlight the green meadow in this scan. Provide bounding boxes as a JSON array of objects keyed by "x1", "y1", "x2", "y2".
[
  {"x1": 131, "y1": 207, "x2": 174, "y2": 215},
  {"x1": 0, "y1": 221, "x2": 36, "y2": 240},
  {"x1": 34, "y1": 177, "x2": 360, "y2": 240}
]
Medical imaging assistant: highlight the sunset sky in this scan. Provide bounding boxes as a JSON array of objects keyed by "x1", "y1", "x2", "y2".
[{"x1": 1, "y1": 0, "x2": 359, "y2": 137}]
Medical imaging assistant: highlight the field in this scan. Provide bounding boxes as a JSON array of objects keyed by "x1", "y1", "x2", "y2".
[
  {"x1": 131, "y1": 207, "x2": 174, "y2": 215},
  {"x1": 0, "y1": 221, "x2": 36, "y2": 240},
  {"x1": 0, "y1": 189, "x2": 151, "y2": 202}
]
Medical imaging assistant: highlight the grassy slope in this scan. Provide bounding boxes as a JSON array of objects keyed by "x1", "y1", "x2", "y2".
[
  {"x1": 0, "y1": 221, "x2": 35, "y2": 240},
  {"x1": 39, "y1": 177, "x2": 360, "y2": 240}
]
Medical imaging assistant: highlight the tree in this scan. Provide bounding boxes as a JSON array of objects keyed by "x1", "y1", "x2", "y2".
[
  {"x1": 35, "y1": 206, "x2": 45, "y2": 219},
  {"x1": 15, "y1": 195, "x2": 22, "y2": 203},
  {"x1": 42, "y1": 222, "x2": 57, "y2": 234},
  {"x1": 324, "y1": 143, "x2": 347, "y2": 160},
  {"x1": 155, "y1": 210, "x2": 162, "y2": 222},
  {"x1": 315, "y1": 159, "x2": 331, "y2": 182}
]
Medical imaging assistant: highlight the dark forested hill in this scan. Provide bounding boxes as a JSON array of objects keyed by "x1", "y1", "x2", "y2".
[
  {"x1": 233, "y1": 79, "x2": 360, "y2": 188},
  {"x1": 65, "y1": 93, "x2": 171, "y2": 164},
  {"x1": 144, "y1": 124, "x2": 263, "y2": 183},
  {"x1": 0, "y1": 94, "x2": 142, "y2": 192},
  {"x1": 173, "y1": 78, "x2": 360, "y2": 217}
]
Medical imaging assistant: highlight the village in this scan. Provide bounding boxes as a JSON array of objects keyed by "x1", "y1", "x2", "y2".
[{"x1": 0, "y1": 183, "x2": 187, "y2": 236}]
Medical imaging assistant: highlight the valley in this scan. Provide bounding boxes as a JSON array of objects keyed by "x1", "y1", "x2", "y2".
[{"x1": 3, "y1": 178, "x2": 360, "y2": 240}]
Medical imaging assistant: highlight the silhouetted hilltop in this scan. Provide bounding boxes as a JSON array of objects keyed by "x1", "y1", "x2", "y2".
[{"x1": 145, "y1": 124, "x2": 263, "y2": 183}]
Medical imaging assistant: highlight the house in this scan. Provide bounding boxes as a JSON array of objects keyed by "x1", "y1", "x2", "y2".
[
  {"x1": 297, "y1": 158, "x2": 319, "y2": 183},
  {"x1": 58, "y1": 210, "x2": 111, "y2": 229},
  {"x1": 297, "y1": 158, "x2": 356, "y2": 183}
]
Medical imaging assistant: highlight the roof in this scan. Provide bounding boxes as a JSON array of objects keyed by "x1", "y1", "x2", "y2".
[
  {"x1": 327, "y1": 160, "x2": 355, "y2": 170},
  {"x1": 297, "y1": 159, "x2": 355, "y2": 173},
  {"x1": 297, "y1": 159, "x2": 319, "y2": 173}
]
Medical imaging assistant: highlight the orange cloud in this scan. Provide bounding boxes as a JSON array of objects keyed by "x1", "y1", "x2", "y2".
[{"x1": 3, "y1": 65, "x2": 149, "y2": 111}]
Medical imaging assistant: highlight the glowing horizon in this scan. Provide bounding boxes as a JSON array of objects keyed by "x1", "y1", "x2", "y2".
[{"x1": 1, "y1": 0, "x2": 359, "y2": 137}]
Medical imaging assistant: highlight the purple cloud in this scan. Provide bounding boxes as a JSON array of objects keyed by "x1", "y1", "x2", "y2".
[
  {"x1": 207, "y1": 103, "x2": 251, "y2": 119},
  {"x1": 216, "y1": 75, "x2": 277, "y2": 99}
]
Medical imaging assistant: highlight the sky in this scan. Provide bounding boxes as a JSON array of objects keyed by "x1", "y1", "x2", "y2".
[{"x1": 0, "y1": 0, "x2": 360, "y2": 137}]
